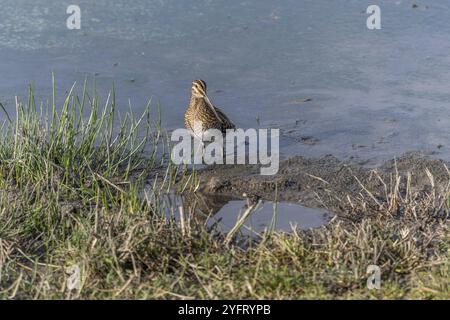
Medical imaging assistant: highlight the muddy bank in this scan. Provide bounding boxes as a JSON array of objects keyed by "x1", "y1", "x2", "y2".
[{"x1": 187, "y1": 152, "x2": 450, "y2": 220}]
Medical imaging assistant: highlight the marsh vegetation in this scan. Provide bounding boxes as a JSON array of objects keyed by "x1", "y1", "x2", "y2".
[{"x1": 0, "y1": 80, "x2": 448, "y2": 299}]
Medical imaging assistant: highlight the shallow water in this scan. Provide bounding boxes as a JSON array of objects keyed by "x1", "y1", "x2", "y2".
[
  {"x1": 1, "y1": 1, "x2": 450, "y2": 165},
  {"x1": 212, "y1": 200, "x2": 330, "y2": 234},
  {"x1": 1, "y1": 1, "x2": 449, "y2": 223},
  {"x1": 154, "y1": 191, "x2": 330, "y2": 234}
]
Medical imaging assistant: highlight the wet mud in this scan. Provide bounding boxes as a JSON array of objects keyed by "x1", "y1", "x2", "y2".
[{"x1": 184, "y1": 152, "x2": 450, "y2": 221}]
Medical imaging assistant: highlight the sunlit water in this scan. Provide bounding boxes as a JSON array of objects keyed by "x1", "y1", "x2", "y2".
[
  {"x1": 152, "y1": 191, "x2": 331, "y2": 234},
  {"x1": 212, "y1": 200, "x2": 330, "y2": 234}
]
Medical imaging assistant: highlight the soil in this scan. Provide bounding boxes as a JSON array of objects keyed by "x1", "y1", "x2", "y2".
[{"x1": 188, "y1": 151, "x2": 450, "y2": 220}]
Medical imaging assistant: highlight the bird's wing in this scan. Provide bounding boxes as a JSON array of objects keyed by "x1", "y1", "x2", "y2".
[{"x1": 214, "y1": 106, "x2": 235, "y2": 129}]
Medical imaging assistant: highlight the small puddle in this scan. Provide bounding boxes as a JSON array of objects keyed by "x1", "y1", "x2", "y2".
[
  {"x1": 212, "y1": 200, "x2": 331, "y2": 234},
  {"x1": 149, "y1": 190, "x2": 332, "y2": 234}
]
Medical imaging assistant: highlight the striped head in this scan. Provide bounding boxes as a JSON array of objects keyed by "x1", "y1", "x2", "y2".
[
  {"x1": 191, "y1": 79, "x2": 207, "y2": 98},
  {"x1": 190, "y1": 79, "x2": 223, "y2": 123}
]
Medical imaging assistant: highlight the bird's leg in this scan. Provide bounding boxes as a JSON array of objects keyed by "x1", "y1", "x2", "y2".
[
  {"x1": 193, "y1": 137, "x2": 205, "y2": 165},
  {"x1": 200, "y1": 132, "x2": 206, "y2": 163},
  {"x1": 222, "y1": 137, "x2": 233, "y2": 165}
]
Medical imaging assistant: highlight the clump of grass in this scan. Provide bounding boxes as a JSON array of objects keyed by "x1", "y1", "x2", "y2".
[
  {"x1": 1, "y1": 76, "x2": 165, "y2": 186},
  {"x1": 0, "y1": 77, "x2": 182, "y2": 298},
  {"x1": 0, "y1": 79, "x2": 448, "y2": 299}
]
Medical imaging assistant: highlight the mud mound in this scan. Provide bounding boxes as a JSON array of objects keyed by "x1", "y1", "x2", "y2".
[{"x1": 192, "y1": 152, "x2": 450, "y2": 219}]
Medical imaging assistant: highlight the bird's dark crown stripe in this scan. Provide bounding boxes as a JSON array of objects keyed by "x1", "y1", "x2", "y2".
[
  {"x1": 192, "y1": 79, "x2": 206, "y2": 91},
  {"x1": 193, "y1": 85, "x2": 202, "y2": 93},
  {"x1": 199, "y1": 80, "x2": 206, "y2": 90},
  {"x1": 192, "y1": 82, "x2": 206, "y2": 96}
]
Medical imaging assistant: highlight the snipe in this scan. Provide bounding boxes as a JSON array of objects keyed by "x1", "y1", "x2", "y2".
[{"x1": 184, "y1": 79, "x2": 235, "y2": 140}]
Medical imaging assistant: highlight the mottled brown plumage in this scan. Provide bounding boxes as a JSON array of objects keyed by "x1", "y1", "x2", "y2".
[{"x1": 184, "y1": 80, "x2": 235, "y2": 139}]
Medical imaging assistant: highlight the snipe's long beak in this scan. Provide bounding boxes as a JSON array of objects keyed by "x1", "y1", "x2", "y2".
[{"x1": 203, "y1": 94, "x2": 223, "y2": 123}]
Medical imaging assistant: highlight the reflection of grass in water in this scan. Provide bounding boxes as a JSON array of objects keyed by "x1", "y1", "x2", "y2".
[{"x1": 0, "y1": 77, "x2": 448, "y2": 299}]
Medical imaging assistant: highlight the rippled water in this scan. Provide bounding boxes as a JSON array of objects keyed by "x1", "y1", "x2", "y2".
[{"x1": 1, "y1": 0, "x2": 449, "y2": 165}]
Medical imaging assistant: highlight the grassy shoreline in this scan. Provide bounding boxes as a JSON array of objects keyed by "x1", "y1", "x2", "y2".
[{"x1": 0, "y1": 81, "x2": 448, "y2": 299}]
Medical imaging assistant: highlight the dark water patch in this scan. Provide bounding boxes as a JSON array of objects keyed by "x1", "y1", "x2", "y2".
[{"x1": 150, "y1": 191, "x2": 331, "y2": 234}]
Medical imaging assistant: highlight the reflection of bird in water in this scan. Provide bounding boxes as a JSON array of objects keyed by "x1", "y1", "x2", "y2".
[
  {"x1": 181, "y1": 192, "x2": 234, "y2": 224},
  {"x1": 184, "y1": 79, "x2": 235, "y2": 140},
  {"x1": 180, "y1": 192, "x2": 261, "y2": 228}
]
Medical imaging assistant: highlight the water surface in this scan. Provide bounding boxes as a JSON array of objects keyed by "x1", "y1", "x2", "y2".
[
  {"x1": 155, "y1": 191, "x2": 331, "y2": 234},
  {"x1": 1, "y1": 0, "x2": 449, "y2": 165}
]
